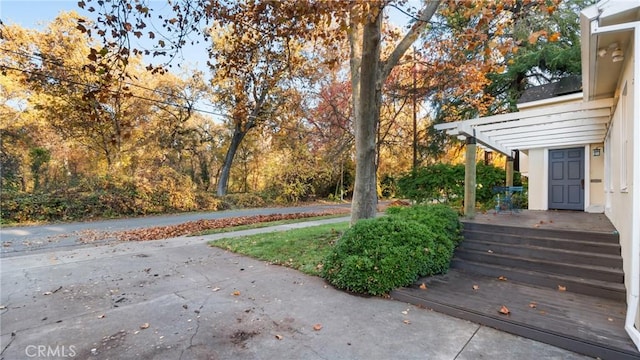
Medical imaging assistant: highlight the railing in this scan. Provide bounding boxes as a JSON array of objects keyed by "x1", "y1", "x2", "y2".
[{"x1": 493, "y1": 186, "x2": 524, "y2": 214}]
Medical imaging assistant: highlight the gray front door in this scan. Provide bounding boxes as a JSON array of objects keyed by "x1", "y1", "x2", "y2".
[{"x1": 548, "y1": 148, "x2": 584, "y2": 210}]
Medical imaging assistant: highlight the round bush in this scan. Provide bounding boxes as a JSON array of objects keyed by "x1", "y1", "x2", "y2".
[{"x1": 321, "y1": 217, "x2": 436, "y2": 296}]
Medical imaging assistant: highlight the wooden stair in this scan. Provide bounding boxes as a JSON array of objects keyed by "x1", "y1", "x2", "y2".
[
  {"x1": 454, "y1": 222, "x2": 625, "y2": 301},
  {"x1": 391, "y1": 220, "x2": 639, "y2": 359}
]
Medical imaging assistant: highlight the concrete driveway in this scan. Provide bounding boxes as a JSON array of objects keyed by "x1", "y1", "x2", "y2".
[{"x1": 1, "y1": 220, "x2": 591, "y2": 359}]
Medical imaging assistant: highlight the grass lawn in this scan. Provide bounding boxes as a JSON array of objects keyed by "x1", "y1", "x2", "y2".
[
  {"x1": 194, "y1": 214, "x2": 348, "y2": 236},
  {"x1": 209, "y1": 222, "x2": 349, "y2": 276}
]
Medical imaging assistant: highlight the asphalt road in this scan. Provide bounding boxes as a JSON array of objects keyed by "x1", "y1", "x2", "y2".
[{"x1": 0, "y1": 203, "x2": 351, "y2": 256}]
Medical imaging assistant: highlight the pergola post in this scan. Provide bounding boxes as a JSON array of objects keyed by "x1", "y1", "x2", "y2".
[
  {"x1": 464, "y1": 137, "x2": 477, "y2": 219},
  {"x1": 506, "y1": 155, "x2": 514, "y2": 187}
]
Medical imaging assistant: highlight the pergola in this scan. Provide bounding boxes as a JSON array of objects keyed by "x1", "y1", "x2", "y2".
[{"x1": 434, "y1": 97, "x2": 614, "y2": 218}]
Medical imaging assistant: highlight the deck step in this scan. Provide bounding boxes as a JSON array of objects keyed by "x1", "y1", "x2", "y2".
[
  {"x1": 462, "y1": 222, "x2": 619, "y2": 243},
  {"x1": 462, "y1": 230, "x2": 621, "y2": 255},
  {"x1": 391, "y1": 269, "x2": 639, "y2": 360},
  {"x1": 459, "y1": 240, "x2": 623, "y2": 268},
  {"x1": 451, "y1": 258, "x2": 626, "y2": 301},
  {"x1": 455, "y1": 249, "x2": 624, "y2": 283}
]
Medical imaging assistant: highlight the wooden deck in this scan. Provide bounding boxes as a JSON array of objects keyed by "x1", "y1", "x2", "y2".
[
  {"x1": 391, "y1": 211, "x2": 640, "y2": 359},
  {"x1": 464, "y1": 209, "x2": 618, "y2": 233}
]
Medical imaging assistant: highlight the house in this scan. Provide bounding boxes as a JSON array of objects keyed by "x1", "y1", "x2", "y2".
[{"x1": 434, "y1": 0, "x2": 640, "y2": 351}]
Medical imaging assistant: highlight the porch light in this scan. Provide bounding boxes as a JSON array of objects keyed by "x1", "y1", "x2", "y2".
[
  {"x1": 609, "y1": 43, "x2": 624, "y2": 63},
  {"x1": 593, "y1": 147, "x2": 601, "y2": 156}
]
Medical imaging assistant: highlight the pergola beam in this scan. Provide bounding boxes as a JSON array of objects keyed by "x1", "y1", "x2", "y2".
[
  {"x1": 496, "y1": 129, "x2": 606, "y2": 146},
  {"x1": 475, "y1": 114, "x2": 610, "y2": 131},
  {"x1": 459, "y1": 124, "x2": 512, "y2": 156},
  {"x1": 483, "y1": 121, "x2": 607, "y2": 138},
  {"x1": 434, "y1": 98, "x2": 613, "y2": 131}
]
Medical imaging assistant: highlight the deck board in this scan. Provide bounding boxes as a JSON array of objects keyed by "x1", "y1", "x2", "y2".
[{"x1": 392, "y1": 269, "x2": 639, "y2": 359}]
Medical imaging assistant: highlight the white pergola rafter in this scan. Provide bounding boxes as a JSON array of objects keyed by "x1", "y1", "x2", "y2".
[{"x1": 435, "y1": 98, "x2": 614, "y2": 155}]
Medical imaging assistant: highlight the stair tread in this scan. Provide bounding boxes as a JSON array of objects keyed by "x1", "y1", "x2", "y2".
[
  {"x1": 459, "y1": 239, "x2": 622, "y2": 259},
  {"x1": 452, "y1": 258, "x2": 626, "y2": 291},
  {"x1": 456, "y1": 248, "x2": 624, "y2": 274},
  {"x1": 463, "y1": 229, "x2": 620, "y2": 246},
  {"x1": 462, "y1": 221, "x2": 618, "y2": 235}
]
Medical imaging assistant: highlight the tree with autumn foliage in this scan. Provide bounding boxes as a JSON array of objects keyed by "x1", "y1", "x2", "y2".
[
  {"x1": 207, "y1": 11, "x2": 319, "y2": 196},
  {"x1": 53, "y1": 0, "x2": 568, "y2": 223}
]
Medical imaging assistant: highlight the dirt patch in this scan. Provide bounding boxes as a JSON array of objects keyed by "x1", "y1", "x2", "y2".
[{"x1": 230, "y1": 330, "x2": 260, "y2": 347}]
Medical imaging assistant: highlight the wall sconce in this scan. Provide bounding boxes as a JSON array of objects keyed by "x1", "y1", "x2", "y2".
[
  {"x1": 612, "y1": 47, "x2": 624, "y2": 62},
  {"x1": 593, "y1": 147, "x2": 601, "y2": 156},
  {"x1": 597, "y1": 43, "x2": 624, "y2": 63}
]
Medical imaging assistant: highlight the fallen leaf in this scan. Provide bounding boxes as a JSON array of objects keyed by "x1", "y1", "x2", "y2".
[
  {"x1": 110, "y1": 210, "x2": 350, "y2": 242},
  {"x1": 403, "y1": 319, "x2": 411, "y2": 324},
  {"x1": 472, "y1": 285, "x2": 479, "y2": 291},
  {"x1": 557, "y1": 285, "x2": 567, "y2": 292},
  {"x1": 313, "y1": 324, "x2": 323, "y2": 331},
  {"x1": 419, "y1": 283, "x2": 427, "y2": 290},
  {"x1": 232, "y1": 290, "x2": 241, "y2": 296},
  {"x1": 98, "y1": 314, "x2": 105, "y2": 319},
  {"x1": 498, "y1": 276, "x2": 507, "y2": 281},
  {"x1": 499, "y1": 305, "x2": 510, "y2": 315},
  {"x1": 401, "y1": 310, "x2": 408, "y2": 315},
  {"x1": 275, "y1": 334, "x2": 283, "y2": 340},
  {"x1": 43, "y1": 291, "x2": 53, "y2": 296},
  {"x1": 212, "y1": 287, "x2": 221, "y2": 292},
  {"x1": 528, "y1": 302, "x2": 537, "y2": 309},
  {"x1": 140, "y1": 323, "x2": 150, "y2": 329}
]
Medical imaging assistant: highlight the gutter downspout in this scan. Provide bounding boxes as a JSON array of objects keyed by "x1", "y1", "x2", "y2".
[{"x1": 591, "y1": 20, "x2": 640, "y2": 351}]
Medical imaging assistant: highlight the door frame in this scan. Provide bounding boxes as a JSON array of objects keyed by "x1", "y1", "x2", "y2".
[{"x1": 544, "y1": 145, "x2": 589, "y2": 211}]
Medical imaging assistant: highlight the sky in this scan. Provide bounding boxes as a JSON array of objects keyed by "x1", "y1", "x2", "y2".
[
  {"x1": 0, "y1": 0, "x2": 213, "y2": 71},
  {"x1": 1, "y1": 1, "x2": 83, "y2": 29}
]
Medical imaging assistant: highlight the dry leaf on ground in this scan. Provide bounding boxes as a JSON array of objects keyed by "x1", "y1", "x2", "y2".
[
  {"x1": 557, "y1": 285, "x2": 567, "y2": 291},
  {"x1": 403, "y1": 320, "x2": 411, "y2": 324},
  {"x1": 472, "y1": 285, "x2": 479, "y2": 291},
  {"x1": 232, "y1": 290, "x2": 241, "y2": 296},
  {"x1": 499, "y1": 305, "x2": 510, "y2": 315},
  {"x1": 313, "y1": 324, "x2": 323, "y2": 331},
  {"x1": 529, "y1": 302, "x2": 537, "y2": 309},
  {"x1": 419, "y1": 283, "x2": 427, "y2": 290},
  {"x1": 498, "y1": 276, "x2": 507, "y2": 281},
  {"x1": 140, "y1": 323, "x2": 150, "y2": 329},
  {"x1": 275, "y1": 334, "x2": 283, "y2": 340},
  {"x1": 112, "y1": 210, "x2": 350, "y2": 242}
]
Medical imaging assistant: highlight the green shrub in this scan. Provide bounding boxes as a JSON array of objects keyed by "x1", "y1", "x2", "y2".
[
  {"x1": 397, "y1": 163, "x2": 465, "y2": 205},
  {"x1": 386, "y1": 204, "x2": 462, "y2": 245},
  {"x1": 386, "y1": 204, "x2": 462, "y2": 274},
  {"x1": 322, "y1": 217, "x2": 441, "y2": 296},
  {"x1": 397, "y1": 162, "x2": 524, "y2": 209}
]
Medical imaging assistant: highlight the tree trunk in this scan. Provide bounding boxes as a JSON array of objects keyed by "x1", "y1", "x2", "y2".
[
  {"x1": 350, "y1": 11, "x2": 382, "y2": 224},
  {"x1": 348, "y1": 1, "x2": 440, "y2": 223},
  {"x1": 216, "y1": 126, "x2": 247, "y2": 197}
]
